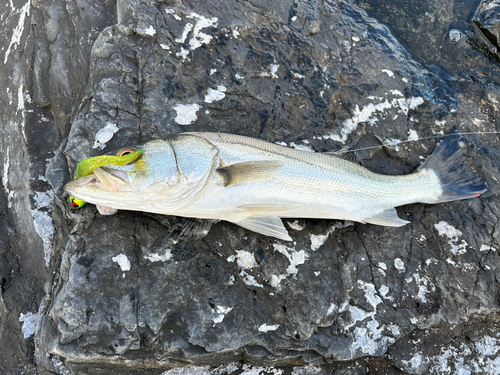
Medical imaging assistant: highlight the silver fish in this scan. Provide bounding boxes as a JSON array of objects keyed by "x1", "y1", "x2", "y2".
[{"x1": 64, "y1": 133, "x2": 486, "y2": 241}]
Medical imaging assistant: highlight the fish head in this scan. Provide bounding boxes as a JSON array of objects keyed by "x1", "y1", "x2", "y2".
[{"x1": 64, "y1": 135, "x2": 219, "y2": 214}]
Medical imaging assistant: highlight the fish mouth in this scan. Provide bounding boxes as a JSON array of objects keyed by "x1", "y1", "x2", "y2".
[{"x1": 64, "y1": 167, "x2": 132, "y2": 198}]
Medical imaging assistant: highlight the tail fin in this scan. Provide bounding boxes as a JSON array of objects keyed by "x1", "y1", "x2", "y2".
[{"x1": 418, "y1": 135, "x2": 487, "y2": 203}]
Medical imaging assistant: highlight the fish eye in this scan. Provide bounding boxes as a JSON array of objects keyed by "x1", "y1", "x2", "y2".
[{"x1": 116, "y1": 146, "x2": 138, "y2": 157}]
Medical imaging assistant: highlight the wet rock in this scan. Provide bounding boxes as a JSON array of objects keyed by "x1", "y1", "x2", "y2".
[
  {"x1": 473, "y1": 0, "x2": 500, "y2": 52},
  {"x1": 1, "y1": 0, "x2": 499, "y2": 374}
]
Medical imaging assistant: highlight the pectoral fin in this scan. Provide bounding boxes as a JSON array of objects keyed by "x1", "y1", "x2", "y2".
[
  {"x1": 217, "y1": 160, "x2": 283, "y2": 187},
  {"x1": 364, "y1": 208, "x2": 410, "y2": 227},
  {"x1": 232, "y1": 216, "x2": 292, "y2": 241},
  {"x1": 96, "y1": 205, "x2": 118, "y2": 215}
]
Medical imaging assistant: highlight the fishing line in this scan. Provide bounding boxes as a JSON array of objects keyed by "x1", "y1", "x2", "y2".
[{"x1": 334, "y1": 131, "x2": 500, "y2": 155}]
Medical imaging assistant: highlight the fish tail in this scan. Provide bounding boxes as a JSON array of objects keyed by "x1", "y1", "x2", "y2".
[{"x1": 419, "y1": 135, "x2": 487, "y2": 203}]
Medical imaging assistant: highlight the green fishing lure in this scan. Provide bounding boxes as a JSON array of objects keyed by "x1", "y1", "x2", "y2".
[{"x1": 70, "y1": 149, "x2": 143, "y2": 208}]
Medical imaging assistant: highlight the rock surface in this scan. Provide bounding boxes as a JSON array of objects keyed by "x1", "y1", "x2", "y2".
[{"x1": 1, "y1": 0, "x2": 500, "y2": 374}]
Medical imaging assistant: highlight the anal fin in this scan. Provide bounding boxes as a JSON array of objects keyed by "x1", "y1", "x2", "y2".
[
  {"x1": 232, "y1": 216, "x2": 292, "y2": 241},
  {"x1": 364, "y1": 208, "x2": 410, "y2": 227},
  {"x1": 217, "y1": 160, "x2": 283, "y2": 187}
]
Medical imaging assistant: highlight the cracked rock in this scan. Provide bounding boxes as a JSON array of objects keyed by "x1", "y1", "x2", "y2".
[{"x1": 1, "y1": 0, "x2": 500, "y2": 374}]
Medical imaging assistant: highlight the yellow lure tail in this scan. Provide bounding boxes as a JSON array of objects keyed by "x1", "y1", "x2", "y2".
[{"x1": 70, "y1": 149, "x2": 143, "y2": 208}]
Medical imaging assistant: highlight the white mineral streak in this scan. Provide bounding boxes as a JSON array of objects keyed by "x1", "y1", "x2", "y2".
[
  {"x1": 401, "y1": 353, "x2": 425, "y2": 373},
  {"x1": 19, "y1": 312, "x2": 38, "y2": 339},
  {"x1": 310, "y1": 233, "x2": 328, "y2": 251},
  {"x1": 434, "y1": 221, "x2": 467, "y2": 255},
  {"x1": 143, "y1": 25, "x2": 156, "y2": 36},
  {"x1": 324, "y1": 94, "x2": 425, "y2": 143},
  {"x1": 379, "y1": 285, "x2": 393, "y2": 301},
  {"x1": 258, "y1": 323, "x2": 280, "y2": 332},
  {"x1": 212, "y1": 305, "x2": 232, "y2": 324},
  {"x1": 175, "y1": 23, "x2": 193, "y2": 43},
  {"x1": 227, "y1": 250, "x2": 257, "y2": 269},
  {"x1": 260, "y1": 63, "x2": 279, "y2": 78},
  {"x1": 399, "y1": 335, "x2": 500, "y2": 374},
  {"x1": 377, "y1": 262, "x2": 387, "y2": 276},
  {"x1": 381, "y1": 69, "x2": 394, "y2": 77},
  {"x1": 3, "y1": 146, "x2": 9, "y2": 195},
  {"x1": 176, "y1": 47, "x2": 189, "y2": 60},
  {"x1": 173, "y1": 103, "x2": 201, "y2": 125},
  {"x1": 93, "y1": 122, "x2": 119, "y2": 149},
  {"x1": 269, "y1": 244, "x2": 308, "y2": 287},
  {"x1": 242, "y1": 274, "x2": 263, "y2": 288},
  {"x1": 143, "y1": 249, "x2": 172, "y2": 262},
  {"x1": 287, "y1": 220, "x2": 304, "y2": 231},
  {"x1": 480, "y1": 244, "x2": 496, "y2": 252},
  {"x1": 408, "y1": 129, "x2": 419, "y2": 141},
  {"x1": 347, "y1": 280, "x2": 398, "y2": 356},
  {"x1": 31, "y1": 190, "x2": 55, "y2": 267},
  {"x1": 399, "y1": 96, "x2": 424, "y2": 115},
  {"x1": 4, "y1": 1, "x2": 30, "y2": 64},
  {"x1": 273, "y1": 244, "x2": 307, "y2": 277},
  {"x1": 186, "y1": 13, "x2": 218, "y2": 50},
  {"x1": 390, "y1": 89, "x2": 403, "y2": 96},
  {"x1": 112, "y1": 254, "x2": 131, "y2": 272},
  {"x1": 174, "y1": 13, "x2": 217, "y2": 60},
  {"x1": 358, "y1": 280, "x2": 382, "y2": 310},
  {"x1": 310, "y1": 222, "x2": 352, "y2": 251},
  {"x1": 227, "y1": 250, "x2": 263, "y2": 287},
  {"x1": 289, "y1": 142, "x2": 314, "y2": 152},
  {"x1": 18, "y1": 85, "x2": 25, "y2": 112},
  {"x1": 394, "y1": 258, "x2": 406, "y2": 273},
  {"x1": 405, "y1": 273, "x2": 435, "y2": 303},
  {"x1": 384, "y1": 138, "x2": 402, "y2": 151},
  {"x1": 326, "y1": 101, "x2": 392, "y2": 143},
  {"x1": 292, "y1": 71, "x2": 305, "y2": 79},
  {"x1": 204, "y1": 85, "x2": 227, "y2": 103}
]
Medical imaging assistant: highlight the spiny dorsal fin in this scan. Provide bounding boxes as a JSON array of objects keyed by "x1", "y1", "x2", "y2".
[{"x1": 217, "y1": 160, "x2": 283, "y2": 187}]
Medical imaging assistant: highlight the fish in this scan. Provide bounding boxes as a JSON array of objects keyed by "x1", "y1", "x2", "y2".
[{"x1": 63, "y1": 133, "x2": 487, "y2": 241}]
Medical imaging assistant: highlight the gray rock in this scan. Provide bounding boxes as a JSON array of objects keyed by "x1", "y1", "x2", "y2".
[{"x1": 1, "y1": 0, "x2": 499, "y2": 374}]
